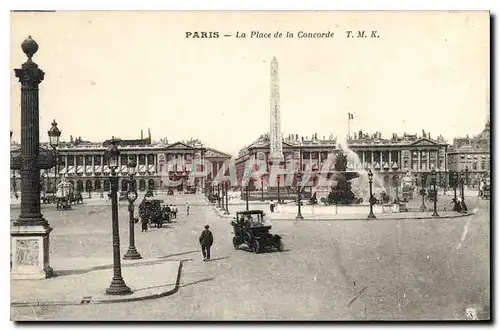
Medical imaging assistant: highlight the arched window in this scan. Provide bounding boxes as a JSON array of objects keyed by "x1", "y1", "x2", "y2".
[
  {"x1": 95, "y1": 180, "x2": 101, "y2": 191},
  {"x1": 121, "y1": 180, "x2": 128, "y2": 192},
  {"x1": 76, "y1": 180, "x2": 84, "y2": 192},
  {"x1": 148, "y1": 179, "x2": 155, "y2": 190},
  {"x1": 85, "y1": 180, "x2": 92, "y2": 191},
  {"x1": 139, "y1": 179, "x2": 146, "y2": 191},
  {"x1": 103, "y1": 180, "x2": 110, "y2": 192}
]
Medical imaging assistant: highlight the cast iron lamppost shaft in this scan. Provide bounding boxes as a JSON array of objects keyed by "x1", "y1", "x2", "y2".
[
  {"x1": 123, "y1": 158, "x2": 142, "y2": 260},
  {"x1": 217, "y1": 183, "x2": 221, "y2": 209},
  {"x1": 420, "y1": 176, "x2": 427, "y2": 211},
  {"x1": 48, "y1": 120, "x2": 61, "y2": 195},
  {"x1": 453, "y1": 171, "x2": 458, "y2": 202},
  {"x1": 460, "y1": 171, "x2": 465, "y2": 200},
  {"x1": 245, "y1": 183, "x2": 249, "y2": 211},
  {"x1": 224, "y1": 181, "x2": 229, "y2": 215},
  {"x1": 260, "y1": 176, "x2": 264, "y2": 202},
  {"x1": 367, "y1": 169, "x2": 376, "y2": 219},
  {"x1": 431, "y1": 168, "x2": 439, "y2": 217},
  {"x1": 106, "y1": 138, "x2": 131, "y2": 295},
  {"x1": 296, "y1": 172, "x2": 304, "y2": 220}
]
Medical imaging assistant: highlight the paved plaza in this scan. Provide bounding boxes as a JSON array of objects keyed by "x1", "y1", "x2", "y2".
[{"x1": 10, "y1": 193, "x2": 490, "y2": 321}]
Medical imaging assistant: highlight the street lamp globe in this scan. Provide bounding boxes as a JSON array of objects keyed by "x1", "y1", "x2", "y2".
[
  {"x1": 127, "y1": 158, "x2": 137, "y2": 176},
  {"x1": 47, "y1": 119, "x2": 61, "y2": 148},
  {"x1": 107, "y1": 137, "x2": 120, "y2": 170}
]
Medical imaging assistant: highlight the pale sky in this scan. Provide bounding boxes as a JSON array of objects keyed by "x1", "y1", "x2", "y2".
[{"x1": 10, "y1": 11, "x2": 490, "y2": 157}]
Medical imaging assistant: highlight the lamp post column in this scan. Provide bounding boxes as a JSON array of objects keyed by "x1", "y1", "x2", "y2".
[
  {"x1": 124, "y1": 169, "x2": 142, "y2": 260},
  {"x1": 224, "y1": 181, "x2": 230, "y2": 215},
  {"x1": 260, "y1": 177, "x2": 264, "y2": 202},
  {"x1": 245, "y1": 184, "x2": 249, "y2": 211},
  {"x1": 367, "y1": 169, "x2": 376, "y2": 219},
  {"x1": 11, "y1": 36, "x2": 55, "y2": 279},
  {"x1": 420, "y1": 177, "x2": 427, "y2": 212},
  {"x1": 296, "y1": 172, "x2": 304, "y2": 220},
  {"x1": 432, "y1": 169, "x2": 439, "y2": 217},
  {"x1": 217, "y1": 183, "x2": 221, "y2": 209}
]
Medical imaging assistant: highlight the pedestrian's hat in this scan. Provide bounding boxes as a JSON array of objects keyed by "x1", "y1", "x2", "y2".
[{"x1": 205, "y1": 225, "x2": 209, "y2": 229}]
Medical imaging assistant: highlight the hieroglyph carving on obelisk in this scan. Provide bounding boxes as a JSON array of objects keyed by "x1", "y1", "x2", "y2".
[{"x1": 269, "y1": 57, "x2": 284, "y2": 162}]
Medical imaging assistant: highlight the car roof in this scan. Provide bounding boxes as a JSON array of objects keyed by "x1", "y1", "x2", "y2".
[{"x1": 236, "y1": 210, "x2": 264, "y2": 215}]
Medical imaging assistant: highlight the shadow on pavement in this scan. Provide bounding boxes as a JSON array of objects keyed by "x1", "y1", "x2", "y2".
[
  {"x1": 54, "y1": 258, "x2": 173, "y2": 277},
  {"x1": 207, "y1": 256, "x2": 229, "y2": 262},
  {"x1": 179, "y1": 277, "x2": 215, "y2": 288},
  {"x1": 157, "y1": 250, "x2": 199, "y2": 259}
]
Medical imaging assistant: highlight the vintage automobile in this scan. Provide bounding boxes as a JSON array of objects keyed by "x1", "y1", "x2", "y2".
[
  {"x1": 55, "y1": 180, "x2": 74, "y2": 210},
  {"x1": 139, "y1": 199, "x2": 168, "y2": 228},
  {"x1": 480, "y1": 180, "x2": 491, "y2": 200},
  {"x1": 231, "y1": 210, "x2": 284, "y2": 254}
]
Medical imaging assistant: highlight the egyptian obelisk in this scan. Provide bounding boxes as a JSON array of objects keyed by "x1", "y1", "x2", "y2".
[{"x1": 269, "y1": 57, "x2": 283, "y2": 163}]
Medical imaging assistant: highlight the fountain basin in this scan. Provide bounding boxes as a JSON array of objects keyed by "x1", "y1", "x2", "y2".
[{"x1": 273, "y1": 203, "x2": 402, "y2": 215}]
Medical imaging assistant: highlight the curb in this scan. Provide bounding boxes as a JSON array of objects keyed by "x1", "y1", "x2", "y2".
[
  {"x1": 11, "y1": 261, "x2": 183, "y2": 307},
  {"x1": 267, "y1": 212, "x2": 473, "y2": 222}
]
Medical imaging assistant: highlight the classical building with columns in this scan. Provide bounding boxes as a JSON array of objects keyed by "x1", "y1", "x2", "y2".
[
  {"x1": 235, "y1": 130, "x2": 450, "y2": 192},
  {"x1": 348, "y1": 130, "x2": 449, "y2": 188},
  {"x1": 10, "y1": 135, "x2": 231, "y2": 194},
  {"x1": 447, "y1": 119, "x2": 490, "y2": 187}
]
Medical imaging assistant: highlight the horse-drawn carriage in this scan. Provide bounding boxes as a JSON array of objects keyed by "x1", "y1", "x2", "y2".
[
  {"x1": 231, "y1": 210, "x2": 284, "y2": 254},
  {"x1": 139, "y1": 199, "x2": 170, "y2": 228}
]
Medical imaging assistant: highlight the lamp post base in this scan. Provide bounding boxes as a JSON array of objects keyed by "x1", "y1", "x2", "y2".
[
  {"x1": 11, "y1": 225, "x2": 54, "y2": 280},
  {"x1": 123, "y1": 248, "x2": 142, "y2": 260},
  {"x1": 420, "y1": 205, "x2": 427, "y2": 212},
  {"x1": 295, "y1": 214, "x2": 304, "y2": 220},
  {"x1": 432, "y1": 211, "x2": 440, "y2": 217},
  {"x1": 367, "y1": 213, "x2": 377, "y2": 219},
  {"x1": 223, "y1": 211, "x2": 230, "y2": 215},
  {"x1": 105, "y1": 278, "x2": 132, "y2": 295}
]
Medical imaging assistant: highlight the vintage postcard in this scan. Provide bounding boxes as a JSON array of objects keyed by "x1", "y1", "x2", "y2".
[{"x1": 9, "y1": 11, "x2": 490, "y2": 321}]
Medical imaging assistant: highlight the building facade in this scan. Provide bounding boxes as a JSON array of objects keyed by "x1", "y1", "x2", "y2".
[
  {"x1": 10, "y1": 136, "x2": 231, "y2": 194},
  {"x1": 447, "y1": 119, "x2": 490, "y2": 187},
  {"x1": 235, "y1": 130, "x2": 450, "y2": 192}
]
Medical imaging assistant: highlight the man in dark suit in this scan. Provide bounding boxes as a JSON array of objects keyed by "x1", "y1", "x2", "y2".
[{"x1": 199, "y1": 225, "x2": 214, "y2": 262}]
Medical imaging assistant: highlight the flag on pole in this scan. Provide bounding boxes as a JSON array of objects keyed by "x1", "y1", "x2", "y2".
[{"x1": 348, "y1": 113, "x2": 354, "y2": 120}]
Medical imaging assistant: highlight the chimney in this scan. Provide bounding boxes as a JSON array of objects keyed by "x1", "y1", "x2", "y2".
[
  {"x1": 295, "y1": 134, "x2": 298, "y2": 140},
  {"x1": 148, "y1": 128, "x2": 151, "y2": 140},
  {"x1": 301, "y1": 136, "x2": 304, "y2": 142},
  {"x1": 358, "y1": 130, "x2": 362, "y2": 138},
  {"x1": 70, "y1": 135, "x2": 73, "y2": 143},
  {"x1": 354, "y1": 133, "x2": 357, "y2": 140},
  {"x1": 141, "y1": 130, "x2": 143, "y2": 140}
]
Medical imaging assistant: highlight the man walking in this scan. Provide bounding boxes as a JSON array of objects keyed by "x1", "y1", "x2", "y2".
[
  {"x1": 186, "y1": 202, "x2": 190, "y2": 215},
  {"x1": 199, "y1": 225, "x2": 214, "y2": 262}
]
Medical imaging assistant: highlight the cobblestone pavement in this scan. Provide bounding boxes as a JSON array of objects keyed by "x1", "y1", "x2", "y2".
[{"x1": 11, "y1": 194, "x2": 490, "y2": 321}]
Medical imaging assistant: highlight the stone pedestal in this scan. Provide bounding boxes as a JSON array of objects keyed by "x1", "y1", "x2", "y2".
[{"x1": 11, "y1": 225, "x2": 53, "y2": 280}]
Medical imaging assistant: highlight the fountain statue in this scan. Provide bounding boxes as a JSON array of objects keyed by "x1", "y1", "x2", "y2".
[{"x1": 323, "y1": 153, "x2": 364, "y2": 205}]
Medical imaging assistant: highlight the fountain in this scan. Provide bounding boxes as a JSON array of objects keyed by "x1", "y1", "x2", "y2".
[{"x1": 322, "y1": 152, "x2": 363, "y2": 205}]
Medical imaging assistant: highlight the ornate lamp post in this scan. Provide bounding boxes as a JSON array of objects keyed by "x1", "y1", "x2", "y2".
[
  {"x1": 296, "y1": 172, "x2": 304, "y2": 220},
  {"x1": 260, "y1": 176, "x2": 264, "y2": 202},
  {"x1": 394, "y1": 175, "x2": 399, "y2": 202},
  {"x1": 11, "y1": 36, "x2": 57, "y2": 279},
  {"x1": 224, "y1": 181, "x2": 230, "y2": 215},
  {"x1": 367, "y1": 169, "x2": 376, "y2": 219},
  {"x1": 245, "y1": 183, "x2": 249, "y2": 211},
  {"x1": 431, "y1": 168, "x2": 439, "y2": 217},
  {"x1": 453, "y1": 171, "x2": 458, "y2": 202},
  {"x1": 47, "y1": 120, "x2": 61, "y2": 196},
  {"x1": 465, "y1": 166, "x2": 469, "y2": 188},
  {"x1": 460, "y1": 171, "x2": 465, "y2": 200},
  {"x1": 105, "y1": 138, "x2": 131, "y2": 295},
  {"x1": 217, "y1": 183, "x2": 221, "y2": 209},
  {"x1": 123, "y1": 158, "x2": 142, "y2": 260},
  {"x1": 419, "y1": 176, "x2": 427, "y2": 212},
  {"x1": 277, "y1": 176, "x2": 281, "y2": 204}
]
